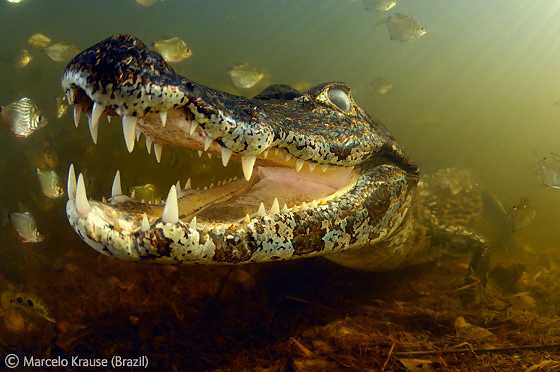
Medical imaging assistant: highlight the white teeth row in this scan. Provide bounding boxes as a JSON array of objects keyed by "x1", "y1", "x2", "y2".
[{"x1": 67, "y1": 164, "x2": 91, "y2": 216}]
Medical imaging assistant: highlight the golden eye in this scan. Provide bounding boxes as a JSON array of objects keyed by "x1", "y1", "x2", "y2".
[{"x1": 327, "y1": 88, "x2": 351, "y2": 111}]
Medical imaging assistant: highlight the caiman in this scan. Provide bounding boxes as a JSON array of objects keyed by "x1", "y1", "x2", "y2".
[{"x1": 61, "y1": 34, "x2": 488, "y2": 273}]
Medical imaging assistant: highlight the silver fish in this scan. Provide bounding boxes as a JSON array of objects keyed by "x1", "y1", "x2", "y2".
[
  {"x1": 1, "y1": 97, "x2": 47, "y2": 137},
  {"x1": 9, "y1": 211, "x2": 44, "y2": 243},
  {"x1": 44, "y1": 43, "x2": 80, "y2": 62},
  {"x1": 385, "y1": 13, "x2": 427, "y2": 42},
  {"x1": 363, "y1": 0, "x2": 396, "y2": 12},
  {"x1": 1, "y1": 291, "x2": 56, "y2": 323},
  {"x1": 509, "y1": 198, "x2": 536, "y2": 231},
  {"x1": 366, "y1": 77, "x2": 392, "y2": 95},
  {"x1": 539, "y1": 153, "x2": 560, "y2": 189},
  {"x1": 36, "y1": 169, "x2": 64, "y2": 199},
  {"x1": 229, "y1": 62, "x2": 264, "y2": 89},
  {"x1": 55, "y1": 96, "x2": 69, "y2": 119}
]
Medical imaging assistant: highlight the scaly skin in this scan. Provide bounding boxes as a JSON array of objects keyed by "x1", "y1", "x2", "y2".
[{"x1": 61, "y1": 34, "x2": 435, "y2": 269}]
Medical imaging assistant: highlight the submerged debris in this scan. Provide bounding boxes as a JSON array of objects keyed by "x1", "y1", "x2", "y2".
[
  {"x1": 229, "y1": 62, "x2": 264, "y2": 89},
  {"x1": 153, "y1": 37, "x2": 192, "y2": 63},
  {"x1": 1, "y1": 97, "x2": 47, "y2": 137}
]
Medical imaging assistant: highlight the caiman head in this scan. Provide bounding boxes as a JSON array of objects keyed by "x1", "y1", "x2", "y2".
[{"x1": 61, "y1": 34, "x2": 419, "y2": 265}]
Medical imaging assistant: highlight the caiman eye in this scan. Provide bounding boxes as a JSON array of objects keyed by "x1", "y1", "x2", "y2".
[{"x1": 327, "y1": 88, "x2": 351, "y2": 111}]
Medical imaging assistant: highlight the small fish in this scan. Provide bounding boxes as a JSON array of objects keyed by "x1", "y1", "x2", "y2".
[
  {"x1": 509, "y1": 198, "x2": 536, "y2": 231},
  {"x1": 36, "y1": 169, "x2": 64, "y2": 199},
  {"x1": 55, "y1": 95, "x2": 69, "y2": 118},
  {"x1": 1, "y1": 97, "x2": 47, "y2": 137},
  {"x1": 154, "y1": 37, "x2": 192, "y2": 63},
  {"x1": 366, "y1": 76, "x2": 392, "y2": 95},
  {"x1": 129, "y1": 183, "x2": 161, "y2": 203},
  {"x1": 9, "y1": 211, "x2": 44, "y2": 243},
  {"x1": 229, "y1": 62, "x2": 264, "y2": 89},
  {"x1": 363, "y1": 0, "x2": 396, "y2": 12},
  {"x1": 384, "y1": 13, "x2": 427, "y2": 42},
  {"x1": 15, "y1": 49, "x2": 32, "y2": 69},
  {"x1": 44, "y1": 43, "x2": 80, "y2": 62},
  {"x1": 1, "y1": 291, "x2": 56, "y2": 323},
  {"x1": 27, "y1": 33, "x2": 51, "y2": 48},
  {"x1": 539, "y1": 153, "x2": 560, "y2": 189},
  {"x1": 136, "y1": 0, "x2": 160, "y2": 6}
]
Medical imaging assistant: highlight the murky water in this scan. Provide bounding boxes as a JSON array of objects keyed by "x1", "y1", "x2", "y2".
[{"x1": 1, "y1": 0, "x2": 560, "y2": 370}]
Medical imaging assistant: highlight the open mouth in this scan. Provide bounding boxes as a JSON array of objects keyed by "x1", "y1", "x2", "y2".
[{"x1": 61, "y1": 34, "x2": 417, "y2": 265}]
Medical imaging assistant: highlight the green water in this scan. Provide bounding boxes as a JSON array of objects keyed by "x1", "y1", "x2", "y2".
[{"x1": 1, "y1": 0, "x2": 560, "y2": 369}]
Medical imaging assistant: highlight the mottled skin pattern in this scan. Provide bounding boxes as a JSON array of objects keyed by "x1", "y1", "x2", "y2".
[{"x1": 61, "y1": 35, "x2": 487, "y2": 272}]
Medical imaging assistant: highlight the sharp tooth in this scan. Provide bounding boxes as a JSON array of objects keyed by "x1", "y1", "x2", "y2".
[
  {"x1": 309, "y1": 162, "x2": 317, "y2": 172},
  {"x1": 270, "y1": 198, "x2": 280, "y2": 215},
  {"x1": 243, "y1": 214, "x2": 251, "y2": 224},
  {"x1": 162, "y1": 185, "x2": 179, "y2": 224},
  {"x1": 141, "y1": 214, "x2": 149, "y2": 232},
  {"x1": 189, "y1": 120, "x2": 199, "y2": 136},
  {"x1": 207, "y1": 153, "x2": 212, "y2": 159},
  {"x1": 241, "y1": 155, "x2": 256, "y2": 181},
  {"x1": 91, "y1": 102, "x2": 105, "y2": 133},
  {"x1": 204, "y1": 136, "x2": 213, "y2": 151},
  {"x1": 145, "y1": 136, "x2": 152, "y2": 154},
  {"x1": 106, "y1": 116, "x2": 111, "y2": 123},
  {"x1": 321, "y1": 164, "x2": 329, "y2": 172},
  {"x1": 88, "y1": 115, "x2": 99, "y2": 144},
  {"x1": 282, "y1": 204, "x2": 288, "y2": 212},
  {"x1": 160, "y1": 111, "x2": 167, "y2": 127},
  {"x1": 76, "y1": 173, "x2": 91, "y2": 215},
  {"x1": 122, "y1": 115, "x2": 137, "y2": 153},
  {"x1": 176, "y1": 180, "x2": 181, "y2": 191},
  {"x1": 73, "y1": 106, "x2": 81, "y2": 128},
  {"x1": 221, "y1": 147, "x2": 232, "y2": 166},
  {"x1": 154, "y1": 143, "x2": 163, "y2": 163},
  {"x1": 136, "y1": 129, "x2": 141, "y2": 142},
  {"x1": 258, "y1": 202, "x2": 266, "y2": 216},
  {"x1": 311, "y1": 200, "x2": 318, "y2": 208},
  {"x1": 262, "y1": 149, "x2": 269, "y2": 159},
  {"x1": 295, "y1": 159, "x2": 304, "y2": 172},
  {"x1": 111, "y1": 170, "x2": 122, "y2": 197},
  {"x1": 197, "y1": 150, "x2": 202, "y2": 157},
  {"x1": 184, "y1": 178, "x2": 191, "y2": 190},
  {"x1": 285, "y1": 152, "x2": 292, "y2": 161},
  {"x1": 67, "y1": 163, "x2": 76, "y2": 200},
  {"x1": 189, "y1": 216, "x2": 197, "y2": 230},
  {"x1": 301, "y1": 201, "x2": 308, "y2": 209},
  {"x1": 66, "y1": 88, "x2": 75, "y2": 104},
  {"x1": 130, "y1": 190, "x2": 136, "y2": 200}
]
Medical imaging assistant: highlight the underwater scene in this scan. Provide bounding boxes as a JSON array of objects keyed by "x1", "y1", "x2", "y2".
[{"x1": 1, "y1": 0, "x2": 560, "y2": 370}]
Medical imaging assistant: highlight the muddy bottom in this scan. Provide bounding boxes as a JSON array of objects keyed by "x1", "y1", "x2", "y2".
[{"x1": 1, "y1": 240, "x2": 560, "y2": 372}]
